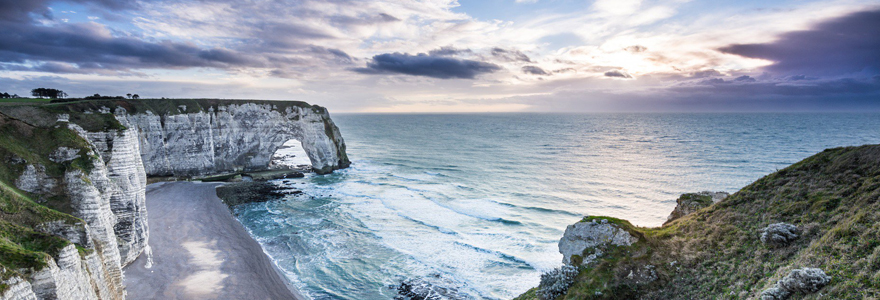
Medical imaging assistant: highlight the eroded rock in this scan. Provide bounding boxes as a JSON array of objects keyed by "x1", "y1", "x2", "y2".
[
  {"x1": 558, "y1": 218, "x2": 639, "y2": 265},
  {"x1": 760, "y1": 268, "x2": 831, "y2": 300},
  {"x1": 761, "y1": 223, "x2": 799, "y2": 247}
]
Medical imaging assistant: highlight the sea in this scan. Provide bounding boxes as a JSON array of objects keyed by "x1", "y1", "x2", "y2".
[{"x1": 234, "y1": 113, "x2": 880, "y2": 300}]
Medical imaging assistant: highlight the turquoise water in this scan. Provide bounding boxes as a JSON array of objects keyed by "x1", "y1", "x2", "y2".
[{"x1": 236, "y1": 113, "x2": 880, "y2": 300}]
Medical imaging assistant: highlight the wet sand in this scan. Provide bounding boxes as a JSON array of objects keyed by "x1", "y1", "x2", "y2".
[{"x1": 124, "y1": 182, "x2": 304, "y2": 300}]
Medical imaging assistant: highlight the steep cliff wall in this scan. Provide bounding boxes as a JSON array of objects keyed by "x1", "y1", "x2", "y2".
[
  {"x1": 0, "y1": 99, "x2": 349, "y2": 300},
  {"x1": 0, "y1": 113, "x2": 126, "y2": 300}
]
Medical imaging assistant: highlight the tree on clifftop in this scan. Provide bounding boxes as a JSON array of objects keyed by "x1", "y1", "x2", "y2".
[{"x1": 30, "y1": 88, "x2": 66, "y2": 99}]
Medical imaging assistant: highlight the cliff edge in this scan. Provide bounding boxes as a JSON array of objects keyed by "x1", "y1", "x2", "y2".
[
  {"x1": 517, "y1": 144, "x2": 880, "y2": 300},
  {"x1": 0, "y1": 99, "x2": 349, "y2": 299}
]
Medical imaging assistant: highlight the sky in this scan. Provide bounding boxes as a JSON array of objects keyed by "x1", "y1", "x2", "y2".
[{"x1": 0, "y1": 0, "x2": 878, "y2": 112}]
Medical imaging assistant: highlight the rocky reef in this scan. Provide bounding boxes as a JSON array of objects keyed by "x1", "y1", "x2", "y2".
[
  {"x1": 517, "y1": 144, "x2": 880, "y2": 299},
  {"x1": 0, "y1": 99, "x2": 349, "y2": 299}
]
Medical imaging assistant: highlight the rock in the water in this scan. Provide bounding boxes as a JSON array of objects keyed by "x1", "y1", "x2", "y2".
[
  {"x1": 760, "y1": 268, "x2": 831, "y2": 300},
  {"x1": 538, "y1": 265, "x2": 578, "y2": 300},
  {"x1": 761, "y1": 223, "x2": 799, "y2": 247},
  {"x1": 665, "y1": 191, "x2": 729, "y2": 224},
  {"x1": 215, "y1": 181, "x2": 289, "y2": 207},
  {"x1": 558, "y1": 218, "x2": 639, "y2": 265},
  {"x1": 393, "y1": 277, "x2": 470, "y2": 300}
]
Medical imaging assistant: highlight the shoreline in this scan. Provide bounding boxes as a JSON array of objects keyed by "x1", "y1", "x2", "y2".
[{"x1": 123, "y1": 181, "x2": 305, "y2": 300}]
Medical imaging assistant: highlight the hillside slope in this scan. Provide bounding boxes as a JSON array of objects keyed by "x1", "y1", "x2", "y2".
[{"x1": 517, "y1": 144, "x2": 880, "y2": 299}]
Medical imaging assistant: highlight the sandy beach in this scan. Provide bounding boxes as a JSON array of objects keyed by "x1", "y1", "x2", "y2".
[{"x1": 124, "y1": 182, "x2": 304, "y2": 300}]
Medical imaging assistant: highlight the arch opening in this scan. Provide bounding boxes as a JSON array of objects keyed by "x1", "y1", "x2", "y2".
[{"x1": 270, "y1": 139, "x2": 312, "y2": 172}]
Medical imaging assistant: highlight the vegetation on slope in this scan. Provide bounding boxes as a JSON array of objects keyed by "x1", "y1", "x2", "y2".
[
  {"x1": 0, "y1": 113, "x2": 92, "y2": 290},
  {"x1": 517, "y1": 144, "x2": 880, "y2": 299}
]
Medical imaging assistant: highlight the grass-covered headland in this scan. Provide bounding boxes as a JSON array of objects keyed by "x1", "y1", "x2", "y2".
[{"x1": 517, "y1": 144, "x2": 880, "y2": 299}]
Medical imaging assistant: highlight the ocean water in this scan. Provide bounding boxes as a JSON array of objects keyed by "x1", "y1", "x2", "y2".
[{"x1": 235, "y1": 113, "x2": 880, "y2": 300}]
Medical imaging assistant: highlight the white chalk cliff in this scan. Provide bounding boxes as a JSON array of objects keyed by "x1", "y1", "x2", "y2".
[{"x1": 0, "y1": 100, "x2": 349, "y2": 300}]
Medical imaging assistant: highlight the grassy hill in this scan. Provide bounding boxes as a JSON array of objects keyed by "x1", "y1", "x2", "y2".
[{"x1": 516, "y1": 144, "x2": 880, "y2": 299}]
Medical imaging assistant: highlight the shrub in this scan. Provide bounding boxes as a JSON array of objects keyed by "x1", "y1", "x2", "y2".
[{"x1": 538, "y1": 265, "x2": 578, "y2": 300}]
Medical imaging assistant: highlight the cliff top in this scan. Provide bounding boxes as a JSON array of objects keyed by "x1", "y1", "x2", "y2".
[
  {"x1": 0, "y1": 98, "x2": 326, "y2": 132},
  {"x1": 517, "y1": 144, "x2": 880, "y2": 299}
]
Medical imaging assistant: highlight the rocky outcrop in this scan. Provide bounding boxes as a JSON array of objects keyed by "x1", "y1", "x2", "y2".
[
  {"x1": 28, "y1": 245, "x2": 100, "y2": 300},
  {"x1": 665, "y1": 191, "x2": 729, "y2": 224},
  {"x1": 0, "y1": 277, "x2": 38, "y2": 300},
  {"x1": 760, "y1": 268, "x2": 831, "y2": 300},
  {"x1": 558, "y1": 218, "x2": 639, "y2": 265},
  {"x1": 761, "y1": 223, "x2": 799, "y2": 248}
]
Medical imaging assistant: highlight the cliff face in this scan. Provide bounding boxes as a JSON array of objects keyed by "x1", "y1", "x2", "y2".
[
  {"x1": 0, "y1": 99, "x2": 349, "y2": 300},
  {"x1": 128, "y1": 102, "x2": 348, "y2": 176}
]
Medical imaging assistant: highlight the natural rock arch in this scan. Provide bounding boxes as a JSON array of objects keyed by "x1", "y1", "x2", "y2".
[{"x1": 122, "y1": 102, "x2": 349, "y2": 176}]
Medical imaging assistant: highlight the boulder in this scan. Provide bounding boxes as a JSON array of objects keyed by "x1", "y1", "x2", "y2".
[
  {"x1": 760, "y1": 268, "x2": 831, "y2": 300},
  {"x1": 761, "y1": 223, "x2": 799, "y2": 247}
]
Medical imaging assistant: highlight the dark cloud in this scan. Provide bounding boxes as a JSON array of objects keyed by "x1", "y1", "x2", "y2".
[
  {"x1": 428, "y1": 46, "x2": 473, "y2": 56},
  {"x1": 691, "y1": 69, "x2": 723, "y2": 78},
  {"x1": 719, "y1": 9, "x2": 880, "y2": 76},
  {"x1": 676, "y1": 76, "x2": 880, "y2": 97},
  {"x1": 490, "y1": 48, "x2": 532, "y2": 63},
  {"x1": 0, "y1": 0, "x2": 356, "y2": 76},
  {"x1": 522, "y1": 66, "x2": 550, "y2": 75},
  {"x1": 734, "y1": 75, "x2": 756, "y2": 82},
  {"x1": 604, "y1": 70, "x2": 632, "y2": 78},
  {"x1": 354, "y1": 53, "x2": 501, "y2": 79},
  {"x1": 0, "y1": 22, "x2": 266, "y2": 73},
  {"x1": 0, "y1": 0, "x2": 137, "y2": 22}
]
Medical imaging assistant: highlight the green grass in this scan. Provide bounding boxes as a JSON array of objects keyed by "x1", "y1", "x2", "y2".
[
  {"x1": 0, "y1": 98, "x2": 52, "y2": 104},
  {"x1": 517, "y1": 145, "x2": 880, "y2": 300}
]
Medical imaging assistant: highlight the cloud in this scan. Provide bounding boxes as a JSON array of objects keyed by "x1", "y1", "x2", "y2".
[
  {"x1": 734, "y1": 75, "x2": 756, "y2": 82},
  {"x1": 593, "y1": 0, "x2": 641, "y2": 15},
  {"x1": 0, "y1": 22, "x2": 267, "y2": 74},
  {"x1": 604, "y1": 70, "x2": 632, "y2": 78},
  {"x1": 522, "y1": 66, "x2": 550, "y2": 75},
  {"x1": 490, "y1": 48, "x2": 532, "y2": 63},
  {"x1": 624, "y1": 45, "x2": 647, "y2": 52},
  {"x1": 0, "y1": 0, "x2": 137, "y2": 22},
  {"x1": 428, "y1": 46, "x2": 473, "y2": 57},
  {"x1": 354, "y1": 52, "x2": 501, "y2": 79},
  {"x1": 719, "y1": 9, "x2": 880, "y2": 77}
]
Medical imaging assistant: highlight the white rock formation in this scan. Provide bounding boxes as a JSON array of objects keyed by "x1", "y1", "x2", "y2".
[
  {"x1": 2, "y1": 100, "x2": 349, "y2": 300},
  {"x1": 558, "y1": 218, "x2": 639, "y2": 265},
  {"x1": 0, "y1": 276, "x2": 38, "y2": 300},
  {"x1": 83, "y1": 113, "x2": 149, "y2": 266},
  {"x1": 14, "y1": 165, "x2": 55, "y2": 195},
  {"x1": 761, "y1": 223, "x2": 799, "y2": 248},
  {"x1": 128, "y1": 103, "x2": 348, "y2": 176}
]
